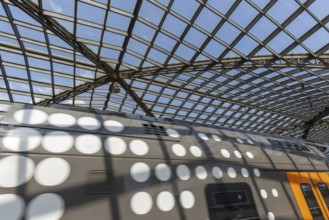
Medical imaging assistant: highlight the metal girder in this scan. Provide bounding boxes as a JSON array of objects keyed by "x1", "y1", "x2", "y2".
[
  {"x1": 118, "y1": 79, "x2": 154, "y2": 117},
  {"x1": 302, "y1": 107, "x2": 329, "y2": 139},
  {"x1": 121, "y1": 54, "x2": 329, "y2": 78},
  {"x1": 8, "y1": 0, "x2": 154, "y2": 116}
]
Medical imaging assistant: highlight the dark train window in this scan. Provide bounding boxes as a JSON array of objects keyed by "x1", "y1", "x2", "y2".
[
  {"x1": 300, "y1": 183, "x2": 324, "y2": 220},
  {"x1": 268, "y1": 139, "x2": 310, "y2": 152},
  {"x1": 205, "y1": 183, "x2": 259, "y2": 220},
  {"x1": 318, "y1": 183, "x2": 329, "y2": 208},
  {"x1": 87, "y1": 171, "x2": 113, "y2": 194}
]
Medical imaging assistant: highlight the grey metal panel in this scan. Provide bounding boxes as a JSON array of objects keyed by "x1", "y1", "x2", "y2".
[{"x1": 252, "y1": 170, "x2": 302, "y2": 219}]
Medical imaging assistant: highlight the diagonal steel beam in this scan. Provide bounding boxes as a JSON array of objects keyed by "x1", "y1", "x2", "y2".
[
  {"x1": 118, "y1": 79, "x2": 154, "y2": 117},
  {"x1": 8, "y1": 0, "x2": 154, "y2": 116}
]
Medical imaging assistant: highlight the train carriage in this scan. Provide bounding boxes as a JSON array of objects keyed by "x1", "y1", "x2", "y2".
[{"x1": 0, "y1": 103, "x2": 329, "y2": 220}]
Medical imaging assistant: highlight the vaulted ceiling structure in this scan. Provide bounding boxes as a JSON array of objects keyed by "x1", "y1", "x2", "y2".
[{"x1": 0, "y1": 0, "x2": 329, "y2": 142}]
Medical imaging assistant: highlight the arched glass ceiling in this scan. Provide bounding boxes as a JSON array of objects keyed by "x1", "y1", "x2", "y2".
[{"x1": 0, "y1": 0, "x2": 329, "y2": 142}]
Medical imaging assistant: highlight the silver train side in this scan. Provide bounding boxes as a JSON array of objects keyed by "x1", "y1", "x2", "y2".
[{"x1": 1, "y1": 103, "x2": 329, "y2": 220}]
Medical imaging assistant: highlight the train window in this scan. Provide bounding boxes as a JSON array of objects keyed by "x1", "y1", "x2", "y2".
[
  {"x1": 318, "y1": 183, "x2": 329, "y2": 208},
  {"x1": 87, "y1": 171, "x2": 113, "y2": 194},
  {"x1": 268, "y1": 139, "x2": 310, "y2": 152},
  {"x1": 205, "y1": 183, "x2": 259, "y2": 220},
  {"x1": 300, "y1": 183, "x2": 324, "y2": 220},
  {"x1": 142, "y1": 123, "x2": 167, "y2": 136}
]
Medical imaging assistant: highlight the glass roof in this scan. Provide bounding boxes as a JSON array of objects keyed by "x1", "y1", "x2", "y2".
[{"x1": 0, "y1": 0, "x2": 329, "y2": 142}]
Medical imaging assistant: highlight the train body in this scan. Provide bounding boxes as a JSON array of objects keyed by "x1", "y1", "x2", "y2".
[{"x1": 1, "y1": 103, "x2": 329, "y2": 220}]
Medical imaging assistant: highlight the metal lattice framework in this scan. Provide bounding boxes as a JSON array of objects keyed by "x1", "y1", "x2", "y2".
[{"x1": 0, "y1": 0, "x2": 329, "y2": 142}]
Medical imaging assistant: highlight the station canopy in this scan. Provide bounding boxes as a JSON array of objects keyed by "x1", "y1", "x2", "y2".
[{"x1": 0, "y1": 0, "x2": 329, "y2": 143}]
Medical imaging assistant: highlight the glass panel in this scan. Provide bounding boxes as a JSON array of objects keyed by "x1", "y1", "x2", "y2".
[
  {"x1": 43, "y1": 0, "x2": 75, "y2": 16},
  {"x1": 162, "y1": 14, "x2": 187, "y2": 37},
  {"x1": 309, "y1": 0, "x2": 329, "y2": 20},
  {"x1": 78, "y1": 2, "x2": 106, "y2": 24},
  {"x1": 207, "y1": 0, "x2": 235, "y2": 15},
  {"x1": 154, "y1": 32, "x2": 177, "y2": 52},
  {"x1": 107, "y1": 12, "x2": 131, "y2": 32},
  {"x1": 303, "y1": 28, "x2": 329, "y2": 52},
  {"x1": 267, "y1": 31, "x2": 294, "y2": 54},
  {"x1": 171, "y1": 0, "x2": 199, "y2": 20},
  {"x1": 286, "y1": 11, "x2": 317, "y2": 39},
  {"x1": 267, "y1": 1, "x2": 299, "y2": 24},
  {"x1": 103, "y1": 31, "x2": 125, "y2": 47},
  {"x1": 110, "y1": 0, "x2": 137, "y2": 13},
  {"x1": 184, "y1": 27, "x2": 208, "y2": 48},
  {"x1": 148, "y1": 48, "x2": 167, "y2": 64},
  {"x1": 216, "y1": 22, "x2": 240, "y2": 44},
  {"x1": 127, "y1": 38, "x2": 148, "y2": 56},
  {"x1": 132, "y1": 21, "x2": 156, "y2": 41},
  {"x1": 249, "y1": 16, "x2": 277, "y2": 41},
  {"x1": 175, "y1": 44, "x2": 196, "y2": 61},
  {"x1": 230, "y1": 1, "x2": 258, "y2": 28},
  {"x1": 195, "y1": 7, "x2": 221, "y2": 33},
  {"x1": 139, "y1": 1, "x2": 164, "y2": 26},
  {"x1": 77, "y1": 24, "x2": 102, "y2": 41},
  {"x1": 234, "y1": 35, "x2": 259, "y2": 55},
  {"x1": 204, "y1": 40, "x2": 226, "y2": 58}
]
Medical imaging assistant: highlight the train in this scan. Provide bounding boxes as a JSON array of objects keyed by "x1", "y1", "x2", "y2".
[{"x1": 0, "y1": 103, "x2": 329, "y2": 220}]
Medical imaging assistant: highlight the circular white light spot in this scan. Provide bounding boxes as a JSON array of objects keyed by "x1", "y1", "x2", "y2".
[
  {"x1": 42, "y1": 131, "x2": 73, "y2": 153},
  {"x1": 75, "y1": 134, "x2": 101, "y2": 154},
  {"x1": 198, "y1": 133, "x2": 208, "y2": 141},
  {"x1": 268, "y1": 212, "x2": 275, "y2": 220},
  {"x1": 195, "y1": 166, "x2": 207, "y2": 180},
  {"x1": 0, "y1": 156, "x2": 34, "y2": 187},
  {"x1": 3, "y1": 127, "x2": 41, "y2": 152},
  {"x1": 77, "y1": 117, "x2": 101, "y2": 130},
  {"x1": 48, "y1": 113, "x2": 76, "y2": 127},
  {"x1": 0, "y1": 194, "x2": 25, "y2": 220},
  {"x1": 234, "y1": 150, "x2": 242, "y2": 159},
  {"x1": 241, "y1": 168, "x2": 249, "y2": 178},
  {"x1": 172, "y1": 144, "x2": 186, "y2": 157},
  {"x1": 130, "y1": 192, "x2": 152, "y2": 215},
  {"x1": 104, "y1": 137, "x2": 127, "y2": 155},
  {"x1": 35, "y1": 158, "x2": 70, "y2": 186},
  {"x1": 14, "y1": 109, "x2": 47, "y2": 125},
  {"x1": 129, "y1": 140, "x2": 149, "y2": 156},
  {"x1": 176, "y1": 165, "x2": 190, "y2": 181},
  {"x1": 212, "y1": 135, "x2": 222, "y2": 142},
  {"x1": 221, "y1": 149, "x2": 231, "y2": 158},
  {"x1": 130, "y1": 162, "x2": 151, "y2": 182},
  {"x1": 179, "y1": 191, "x2": 195, "y2": 209},
  {"x1": 166, "y1": 128, "x2": 179, "y2": 138},
  {"x1": 254, "y1": 168, "x2": 261, "y2": 177},
  {"x1": 237, "y1": 138, "x2": 244, "y2": 144},
  {"x1": 190, "y1": 146, "x2": 202, "y2": 157},
  {"x1": 155, "y1": 164, "x2": 171, "y2": 181},
  {"x1": 246, "y1": 151, "x2": 254, "y2": 159},
  {"x1": 272, "y1": 189, "x2": 279, "y2": 197},
  {"x1": 156, "y1": 191, "x2": 175, "y2": 212},
  {"x1": 260, "y1": 189, "x2": 268, "y2": 199},
  {"x1": 26, "y1": 193, "x2": 65, "y2": 220},
  {"x1": 212, "y1": 167, "x2": 223, "y2": 179},
  {"x1": 104, "y1": 120, "x2": 124, "y2": 132},
  {"x1": 227, "y1": 167, "x2": 237, "y2": 178},
  {"x1": 247, "y1": 139, "x2": 254, "y2": 145}
]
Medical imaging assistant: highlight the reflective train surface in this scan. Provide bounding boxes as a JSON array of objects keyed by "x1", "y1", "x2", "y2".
[{"x1": 1, "y1": 103, "x2": 329, "y2": 220}]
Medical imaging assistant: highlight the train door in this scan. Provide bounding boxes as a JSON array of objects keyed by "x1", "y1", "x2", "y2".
[{"x1": 287, "y1": 172, "x2": 329, "y2": 220}]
